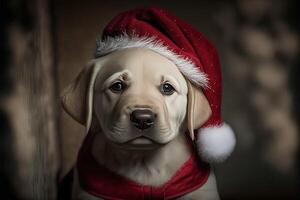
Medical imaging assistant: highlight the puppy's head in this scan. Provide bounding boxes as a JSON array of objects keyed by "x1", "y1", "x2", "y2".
[{"x1": 62, "y1": 48, "x2": 211, "y2": 150}]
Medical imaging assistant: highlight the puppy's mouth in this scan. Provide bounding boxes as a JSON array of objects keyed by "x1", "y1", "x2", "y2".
[
  {"x1": 128, "y1": 136, "x2": 154, "y2": 145},
  {"x1": 112, "y1": 136, "x2": 163, "y2": 150}
]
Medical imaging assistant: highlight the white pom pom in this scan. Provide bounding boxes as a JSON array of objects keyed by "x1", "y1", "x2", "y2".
[{"x1": 196, "y1": 123, "x2": 236, "y2": 163}]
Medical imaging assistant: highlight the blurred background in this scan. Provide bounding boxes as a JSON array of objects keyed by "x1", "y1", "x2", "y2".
[{"x1": 1, "y1": 0, "x2": 299, "y2": 199}]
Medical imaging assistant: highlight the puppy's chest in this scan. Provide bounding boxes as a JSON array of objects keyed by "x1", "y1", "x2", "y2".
[
  {"x1": 74, "y1": 151, "x2": 210, "y2": 200},
  {"x1": 115, "y1": 161, "x2": 175, "y2": 187}
]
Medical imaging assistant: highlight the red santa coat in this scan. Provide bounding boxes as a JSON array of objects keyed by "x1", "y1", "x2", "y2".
[{"x1": 76, "y1": 132, "x2": 210, "y2": 200}]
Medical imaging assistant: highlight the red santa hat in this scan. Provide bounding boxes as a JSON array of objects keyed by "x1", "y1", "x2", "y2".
[{"x1": 94, "y1": 7, "x2": 236, "y2": 162}]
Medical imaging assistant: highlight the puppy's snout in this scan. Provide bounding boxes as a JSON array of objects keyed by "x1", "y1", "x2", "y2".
[{"x1": 130, "y1": 109, "x2": 156, "y2": 130}]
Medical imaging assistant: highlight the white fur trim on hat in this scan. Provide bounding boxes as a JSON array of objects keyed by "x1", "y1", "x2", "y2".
[
  {"x1": 196, "y1": 123, "x2": 236, "y2": 163},
  {"x1": 95, "y1": 34, "x2": 208, "y2": 88}
]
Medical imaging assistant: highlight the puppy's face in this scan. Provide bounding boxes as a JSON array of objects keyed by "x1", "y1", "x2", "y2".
[
  {"x1": 93, "y1": 48, "x2": 188, "y2": 149},
  {"x1": 62, "y1": 48, "x2": 211, "y2": 151}
]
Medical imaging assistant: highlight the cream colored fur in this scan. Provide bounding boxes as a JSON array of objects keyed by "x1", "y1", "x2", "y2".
[{"x1": 62, "y1": 48, "x2": 220, "y2": 200}]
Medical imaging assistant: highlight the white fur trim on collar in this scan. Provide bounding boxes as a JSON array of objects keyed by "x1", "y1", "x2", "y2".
[
  {"x1": 95, "y1": 34, "x2": 208, "y2": 88},
  {"x1": 196, "y1": 123, "x2": 236, "y2": 163}
]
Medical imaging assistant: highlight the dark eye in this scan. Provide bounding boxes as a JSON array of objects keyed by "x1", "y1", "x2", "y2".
[
  {"x1": 109, "y1": 81, "x2": 126, "y2": 93},
  {"x1": 160, "y1": 83, "x2": 175, "y2": 95}
]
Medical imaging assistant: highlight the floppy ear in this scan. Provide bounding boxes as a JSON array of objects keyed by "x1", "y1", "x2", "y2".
[
  {"x1": 61, "y1": 61, "x2": 96, "y2": 125},
  {"x1": 187, "y1": 81, "x2": 212, "y2": 140}
]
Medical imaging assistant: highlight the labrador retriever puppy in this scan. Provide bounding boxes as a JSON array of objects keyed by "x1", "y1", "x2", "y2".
[{"x1": 62, "y1": 48, "x2": 220, "y2": 200}]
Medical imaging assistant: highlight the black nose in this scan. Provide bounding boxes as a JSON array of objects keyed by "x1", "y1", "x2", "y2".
[{"x1": 130, "y1": 109, "x2": 156, "y2": 130}]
